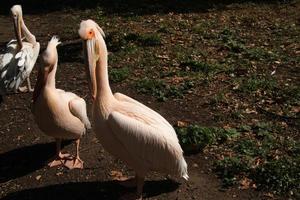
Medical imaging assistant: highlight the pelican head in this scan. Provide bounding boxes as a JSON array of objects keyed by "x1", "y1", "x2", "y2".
[
  {"x1": 11, "y1": 5, "x2": 23, "y2": 19},
  {"x1": 11, "y1": 5, "x2": 23, "y2": 47},
  {"x1": 42, "y1": 36, "x2": 61, "y2": 68},
  {"x1": 78, "y1": 20, "x2": 105, "y2": 100}
]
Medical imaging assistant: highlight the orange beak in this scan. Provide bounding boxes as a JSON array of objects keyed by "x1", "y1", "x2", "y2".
[{"x1": 83, "y1": 40, "x2": 97, "y2": 100}]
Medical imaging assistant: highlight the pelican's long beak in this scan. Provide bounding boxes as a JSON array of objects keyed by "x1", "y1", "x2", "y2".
[
  {"x1": 83, "y1": 39, "x2": 97, "y2": 100},
  {"x1": 13, "y1": 15, "x2": 22, "y2": 48}
]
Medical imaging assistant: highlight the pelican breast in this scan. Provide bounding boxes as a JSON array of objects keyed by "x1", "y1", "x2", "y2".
[{"x1": 33, "y1": 88, "x2": 85, "y2": 139}]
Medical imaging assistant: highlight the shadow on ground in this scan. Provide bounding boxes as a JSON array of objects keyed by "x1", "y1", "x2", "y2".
[
  {"x1": 1, "y1": 179, "x2": 179, "y2": 200},
  {"x1": 0, "y1": 141, "x2": 72, "y2": 183},
  {"x1": 0, "y1": 0, "x2": 285, "y2": 15}
]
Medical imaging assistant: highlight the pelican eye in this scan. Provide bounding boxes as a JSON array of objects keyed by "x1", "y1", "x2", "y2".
[{"x1": 87, "y1": 30, "x2": 95, "y2": 39}]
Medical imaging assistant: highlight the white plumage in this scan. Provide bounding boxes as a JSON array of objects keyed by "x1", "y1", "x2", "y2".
[
  {"x1": 32, "y1": 36, "x2": 90, "y2": 169},
  {"x1": 0, "y1": 5, "x2": 40, "y2": 97},
  {"x1": 79, "y1": 20, "x2": 188, "y2": 199}
]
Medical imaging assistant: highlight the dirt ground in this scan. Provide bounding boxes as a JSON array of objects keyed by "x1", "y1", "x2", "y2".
[{"x1": 1, "y1": 1, "x2": 298, "y2": 200}]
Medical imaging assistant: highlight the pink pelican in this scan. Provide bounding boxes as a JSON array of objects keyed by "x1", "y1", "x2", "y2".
[
  {"x1": 0, "y1": 5, "x2": 40, "y2": 99},
  {"x1": 32, "y1": 36, "x2": 91, "y2": 169},
  {"x1": 78, "y1": 20, "x2": 188, "y2": 199}
]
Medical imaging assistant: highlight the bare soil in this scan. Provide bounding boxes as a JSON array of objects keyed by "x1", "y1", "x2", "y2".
[{"x1": 1, "y1": 1, "x2": 298, "y2": 200}]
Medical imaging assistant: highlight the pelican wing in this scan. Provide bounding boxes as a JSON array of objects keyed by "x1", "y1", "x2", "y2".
[
  {"x1": 0, "y1": 40, "x2": 17, "y2": 71},
  {"x1": 114, "y1": 92, "x2": 175, "y2": 133},
  {"x1": 0, "y1": 41, "x2": 18, "y2": 94},
  {"x1": 0, "y1": 42, "x2": 39, "y2": 92},
  {"x1": 68, "y1": 97, "x2": 91, "y2": 130},
  {"x1": 107, "y1": 107, "x2": 187, "y2": 177}
]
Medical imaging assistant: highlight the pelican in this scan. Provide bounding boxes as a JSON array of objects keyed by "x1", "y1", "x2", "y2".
[
  {"x1": 79, "y1": 20, "x2": 188, "y2": 199},
  {"x1": 32, "y1": 36, "x2": 91, "y2": 169},
  {"x1": 0, "y1": 5, "x2": 40, "y2": 100}
]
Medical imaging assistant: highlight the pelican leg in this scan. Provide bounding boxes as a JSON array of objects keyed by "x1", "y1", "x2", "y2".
[
  {"x1": 64, "y1": 139, "x2": 84, "y2": 169},
  {"x1": 26, "y1": 76, "x2": 34, "y2": 92},
  {"x1": 18, "y1": 77, "x2": 33, "y2": 92},
  {"x1": 120, "y1": 175, "x2": 144, "y2": 200},
  {"x1": 48, "y1": 138, "x2": 71, "y2": 167}
]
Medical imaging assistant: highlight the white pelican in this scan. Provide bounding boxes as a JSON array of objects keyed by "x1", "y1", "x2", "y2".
[
  {"x1": 0, "y1": 5, "x2": 40, "y2": 99},
  {"x1": 79, "y1": 20, "x2": 188, "y2": 199},
  {"x1": 32, "y1": 36, "x2": 91, "y2": 169}
]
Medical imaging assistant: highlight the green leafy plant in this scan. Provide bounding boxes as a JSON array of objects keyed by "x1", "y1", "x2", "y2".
[
  {"x1": 175, "y1": 125, "x2": 239, "y2": 154},
  {"x1": 219, "y1": 28, "x2": 246, "y2": 53},
  {"x1": 215, "y1": 157, "x2": 250, "y2": 187},
  {"x1": 180, "y1": 60, "x2": 222, "y2": 75},
  {"x1": 252, "y1": 157, "x2": 300, "y2": 195},
  {"x1": 135, "y1": 78, "x2": 193, "y2": 101},
  {"x1": 125, "y1": 32, "x2": 161, "y2": 46},
  {"x1": 109, "y1": 67, "x2": 130, "y2": 83},
  {"x1": 238, "y1": 75, "x2": 277, "y2": 93}
]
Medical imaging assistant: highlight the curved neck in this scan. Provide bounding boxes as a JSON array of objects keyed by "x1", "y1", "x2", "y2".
[
  {"x1": 46, "y1": 63, "x2": 57, "y2": 88},
  {"x1": 21, "y1": 18, "x2": 36, "y2": 45},
  {"x1": 95, "y1": 37, "x2": 113, "y2": 101}
]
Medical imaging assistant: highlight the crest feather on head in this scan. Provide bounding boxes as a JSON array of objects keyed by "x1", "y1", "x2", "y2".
[
  {"x1": 42, "y1": 36, "x2": 60, "y2": 66},
  {"x1": 48, "y1": 36, "x2": 61, "y2": 47}
]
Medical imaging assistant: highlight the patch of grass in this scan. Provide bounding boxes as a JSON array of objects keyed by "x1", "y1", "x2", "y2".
[
  {"x1": 180, "y1": 60, "x2": 223, "y2": 75},
  {"x1": 276, "y1": 86, "x2": 300, "y2": 106},
  {"x1": 106, "y1": 32, "x2": 162, "y2": 52},
  {"x1": 219, "y1": 28, "x2": 246, "y2": 53},
  {"x1": 215, "y1": 157, "x2": 250, "y2": 187},
  {"x1": 210, "y1": 92, "x2": 227, "y2": 105},
  {"x1": 224, "y1": 40, "x2": 246, "y2": 54},
  {"x1": 109, "y1": 67, "x2": 130, "y2": 83},
  {"x1": 234, "y1": 138, "x2": 257, "y2": 156},
  {"x1": 176, "y1": 126, "x2": 217, "y2": 154},
  {"x1": 106, "y1": 32, "x2": 128, "y2": 52},
  {"x1": 192, "y1": 21, "x2": 218, "y2": 40},
  {"x1": 124, "y1": 32, "x2": 161, "y2": 46},
  {"x1": 252, "y1": 122, "x2": 274, "y2": 139},
  {"x1": 157, "y1": 25, "x2": 171, "y2": 34},
  {"x1": 192, "y1": 23, "x2": 206, "y2": 34},
  {"x1": 135, "y1": 78, "x2": 193, "y2": 101},
  {"x1": 175, "y1": 125, "x2": 240, "y2": 154},
  {"x1": 238, "y1": 75, "x2": 277, "y2": 93},
  {"x1": 252, "y1": 157, "x2": 300, "y2": 196},
  {"x1": 244, "y1": 48, "x2": 278, "y2": 61},
  {"x1": 230, "y1": 110, "x2": 245, "y2": 120},
  {"x1": 214, "y1": 122, "x2": 300, "y2": 196}
]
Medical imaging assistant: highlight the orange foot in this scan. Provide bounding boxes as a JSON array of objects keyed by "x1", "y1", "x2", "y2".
[
  {"x1": 48, "y1": 152, "x2": 71, "y2": 168},
  {"x1": 64, "y1": 157, "x2": 84, "y2": 169}
]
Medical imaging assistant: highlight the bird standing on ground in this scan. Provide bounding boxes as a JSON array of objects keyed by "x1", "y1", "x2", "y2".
[
  {"x1": 79, "y1": 19, "x2": 188, "y2": 199},
  {"x1": 0, "y1": 5, "x2": 40, "y2": 102},
  {"x1": 32, "y1": 36, "x2": 91, "y2": 169}
]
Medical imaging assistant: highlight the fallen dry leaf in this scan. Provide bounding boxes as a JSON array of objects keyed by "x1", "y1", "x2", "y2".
[
  {"x1": 245, "y1": 108, "x2": 257, "y2": 114},
  {"x1": 35, "y1": 175, "x2": 42, "y2": 181},
  {"x1": 110, "y1": 170, "x2": 129, "y2": 181},
  {"x1": 56, "y1": 172, "x2": 63, "y2": 176},
  {"x1": 177, "y1": 120, "x2": 188, "y2": 127},
  {"x1": 263, "y1": 192, "x2": 274, "y2": 198},
  {"x1": 239, "y1": 177, "x2": 251, "y2": 190}
]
